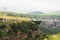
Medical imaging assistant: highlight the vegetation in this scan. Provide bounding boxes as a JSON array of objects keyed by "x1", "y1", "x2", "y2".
[
  {"x1": 0, "y1": 21, "x2": 47, "y2": 40},
  {"x1": 44, "y1": 33, "x2": 60, "y2": 40}
]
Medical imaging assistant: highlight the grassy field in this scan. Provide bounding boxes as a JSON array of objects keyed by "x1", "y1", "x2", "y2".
[
  {"x1": 0, "y1": 12, "x2": 32, "y2": 22},
  {"x1": 0, "y1": 16, "x2": 31, "y2": 20}
]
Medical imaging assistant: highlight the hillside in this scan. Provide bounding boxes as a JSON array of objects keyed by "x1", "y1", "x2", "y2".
[{"x1": 0, "y1": 11, "x2": 60, "y2": 40}]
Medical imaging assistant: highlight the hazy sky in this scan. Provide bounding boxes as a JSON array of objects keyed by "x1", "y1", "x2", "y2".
[{"x1": 0, "y1": 0, "x2": 60, "y2": 13}]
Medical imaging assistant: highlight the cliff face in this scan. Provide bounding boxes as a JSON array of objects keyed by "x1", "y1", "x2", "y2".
[{"x1": 40, "y1": 20, "x2": 60, "y2": 34}]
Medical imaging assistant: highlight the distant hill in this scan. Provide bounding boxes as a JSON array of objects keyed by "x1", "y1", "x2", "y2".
[
  {"x1": 28, "y1": 11, "x2": 44, "y2": 15},
  {"x1": 49, "y1": 11, "x2": 60, "y2": 14}
]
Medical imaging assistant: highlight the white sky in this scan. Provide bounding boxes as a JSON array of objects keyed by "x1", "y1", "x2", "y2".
[{"x1": 0, "y1": 0, "x2": 60, "y2": 13}]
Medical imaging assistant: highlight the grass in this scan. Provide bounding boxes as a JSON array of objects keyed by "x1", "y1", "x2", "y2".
[
  {"x1": 0, "y1": 15, "x2": 32, "y2": 22},
  {"x1": 44, "y1": 33, "x2": 60, "y2": 40},
  {"x1": 0, "y1": 12, "x2": 32, "y2": 21}
]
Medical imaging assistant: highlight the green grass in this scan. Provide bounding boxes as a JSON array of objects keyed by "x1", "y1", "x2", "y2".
[{"x1": 44, "y1": 33, "x2": 60, "y2": 40}]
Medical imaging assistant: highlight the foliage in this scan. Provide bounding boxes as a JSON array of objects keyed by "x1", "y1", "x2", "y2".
[{"x1": 0, "y1": 21, "x2": 45, "y2": 40}]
